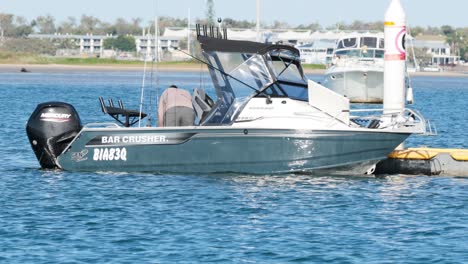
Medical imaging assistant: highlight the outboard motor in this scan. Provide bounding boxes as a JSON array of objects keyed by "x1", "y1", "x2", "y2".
[{"x1": 26, "y1": 102, "x2": 82, "y2": 169}]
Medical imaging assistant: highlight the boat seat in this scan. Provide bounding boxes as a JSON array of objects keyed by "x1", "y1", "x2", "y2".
[{"x1": 192, "y1": 88, "x2": 214, "y2": 123}]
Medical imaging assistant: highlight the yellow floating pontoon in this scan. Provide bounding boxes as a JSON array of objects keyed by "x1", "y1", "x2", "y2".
[{"x1": 388, "y1": 148, "x2": 468, "y2": 161}]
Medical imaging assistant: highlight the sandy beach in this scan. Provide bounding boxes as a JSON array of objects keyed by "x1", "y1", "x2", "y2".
[{"x1": 1, "y1": 63, "x2": 467, "y2": 77}]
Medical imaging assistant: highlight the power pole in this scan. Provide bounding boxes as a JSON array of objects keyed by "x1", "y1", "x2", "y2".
[
  {"x1": 188, "y1": 8, "x2": 191, "y2": 55},
  {"x1": 206, "y1": 0, "x2": 215, "y2": 25}
]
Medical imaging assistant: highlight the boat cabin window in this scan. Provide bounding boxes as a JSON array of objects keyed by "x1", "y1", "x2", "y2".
[
  {"x1": 360, "y1": 37, "x2": 377, "y2": 48},
  {"x1": 229, "y1": 53, "x2": 272, "y2": 93},
  {"x1": 265, "y1": 50, "x2": 308, "y2": 102},
  {"x1": 337, "y1": 38, "x2": 357, "y2": 49},
  {"x1": 201, "y1": 46, "x2": 308, "y2": 125},
  {"x1": 260, "y1": 83, "x2": 286, "y2": 97},
  {"x1": 335, "y1": 49, "x2": 360, "y2": 57},
  {"x1": 207, "y1": 55, "x2": 226, "y2": 87},
  {"x1": 271, "y1": 61, "x2": 303, "y2": 83},
  {"x1": 361, "y1": 49, "x2": 375, "y2": 58},
  {"x1": 216, "y1": 52, "x2": 251, "y2": 74},
  {"x1": 375, "y1": 50, "x2": 384, "y2": 58},
  {"x1": 268, "y1": 50, "x2": 304, "y2": 83},
  {"x1": 277, "y1": 82, "x2": 308, "y2": 101},
  {"x1": 258, "y1": 82, "x2": 308, "y2": 102}
]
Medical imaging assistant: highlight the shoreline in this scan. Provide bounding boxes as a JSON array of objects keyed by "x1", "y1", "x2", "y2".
[{"x1": 1, "y1": 63, "x2": 467, "y2": 77}]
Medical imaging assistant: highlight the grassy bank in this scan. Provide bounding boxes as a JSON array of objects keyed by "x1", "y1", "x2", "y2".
[
  {"x1": 0, "y1": 51, "x2": 201, "y2": 67},
  {"x1": 302, "y1": 64, "x2": 327, "y2": 70},
  {"x1": 0, "y1": 51, "x2": 326, "y2": 69}
]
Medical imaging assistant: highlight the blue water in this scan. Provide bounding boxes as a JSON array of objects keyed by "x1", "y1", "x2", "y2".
[{"x1": 0, "y1": 70, "x2": 467, "y2": 263}]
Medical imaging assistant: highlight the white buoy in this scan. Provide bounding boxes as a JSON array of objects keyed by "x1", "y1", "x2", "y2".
[
  {"x1": 383, "y1": 0, "x2": 407, "y2": 114},
  {"x1": 406, "y1": 86, "x2": 414, "y2": 104}
]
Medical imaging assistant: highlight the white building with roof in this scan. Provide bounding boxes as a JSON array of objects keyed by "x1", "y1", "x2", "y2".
[
  {"x1": 29, "y1": 33, "x2": 111, "y2": 56},
  {"x1": 29, "y1": 32, "x2": 185, "y2": 59},
  {"x1": 412, "y1": 38, "x2": 460, "y2": 65}
]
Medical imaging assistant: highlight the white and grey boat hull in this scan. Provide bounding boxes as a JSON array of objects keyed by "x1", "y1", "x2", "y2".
[{"x1": 58, "y1": 127, "x2": 410, "y2": 174}]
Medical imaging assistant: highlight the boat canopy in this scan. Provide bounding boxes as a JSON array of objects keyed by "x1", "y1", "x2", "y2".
[{"x1": 197, "y1": 36, "x2": 308, "y2": 125}]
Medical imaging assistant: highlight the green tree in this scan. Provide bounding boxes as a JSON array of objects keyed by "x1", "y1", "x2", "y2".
[
  {"x1": 13, "y1": 25, "x2": 33, "y2": 37},
  {"x1": 441, "y1": 25, "x2": 454, "y2": 36},
  {"x1": 1, "y1": 38, "x2": 57, "y2": 55},
  {"x1": 35, "y1": 15, "x2": 56, "y2": 34},
  {"x1": 272, "y1": 20, "x2": 290, "y2": 29},
  {"x1": 58, "y1": 17, "x2": 78, "y2": 34},
  {"x1": 10, "y1": 15, "x2": 33, "y2": 37},
  {"x1": 104, "y1": 35, "x2": 136, "y2": 51},
  {"x1": 78, "y1": 15, "x2": 101, "y2": 34},
  {"x1": 296, "y1": 22, "x2": 322, "y2": 31},
  {"x1": 107, "y1": 17, "x2": 142, "y2": 35},
  {"x1": 410, "y1": 26, "x2": 425, "y2": 36},
  {"x1": 223, "y1": 18, "x2": 255, "y2": 28},
  {"x1": 0, "y1": 13, "x2": 14, "y2": 37}
]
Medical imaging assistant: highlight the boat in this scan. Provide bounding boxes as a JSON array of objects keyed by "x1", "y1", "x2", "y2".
[
  {"x1": 296, "y1": 40, "x2": 335, "y2": 65},
  {"x1": 25, "y1": 25, "x2": 428, "y2": 175},
  {"x1": 322, "y1": 32, "x2": 386, "y2": 103}
]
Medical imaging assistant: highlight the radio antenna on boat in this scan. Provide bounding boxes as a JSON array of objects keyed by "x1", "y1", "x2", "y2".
[
  {"x1": 154, "y1": 13, "x2": 161, "y2": 121},
  {"x1": 138, "y1": 28, "x2": 152, "y2": 127},
  {"x1": 146, "y1": 18, "x2": 159, "y2": 127}
]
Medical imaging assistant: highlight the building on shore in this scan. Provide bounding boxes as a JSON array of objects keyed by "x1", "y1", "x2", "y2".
[
  {"x1": 29, "y1": 33, "x2": 107, "y2": 57},
  {"x1": 27, "y1": 30, "x2": 459, "y2": 67},
  {"x1": 28, "y1": 33, "x2": 185, "y2": 60},
  {"x1": 412, "y1": 35, "x2": 461, "y2": 67}
]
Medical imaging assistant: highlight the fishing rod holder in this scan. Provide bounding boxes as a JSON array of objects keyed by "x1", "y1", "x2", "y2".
[
  {"x1": 99, "y1": 97, "x2": 147, "y2": 127},
  {"x1": 196, "y1": 24, "x2": 227, "y2": 39}
]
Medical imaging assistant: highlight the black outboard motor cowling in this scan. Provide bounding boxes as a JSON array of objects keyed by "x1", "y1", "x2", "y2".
[{"x1": 26, "y1": 102, "x2": 82, "y2": 169}]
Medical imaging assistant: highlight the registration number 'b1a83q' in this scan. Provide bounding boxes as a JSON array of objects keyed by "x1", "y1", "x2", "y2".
[{"x1": 93, "y1": 148, "x2": 127, "y2": 161}]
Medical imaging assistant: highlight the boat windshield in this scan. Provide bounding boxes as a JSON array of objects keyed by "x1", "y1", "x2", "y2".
[
  {"x1": 202, "y1": 50, "x2": 273, "y2": 125},
  {"x1": 337, "y1": 37, "x2": 358, "y2": 49},
  {"x1": 201, "y1": 46, "x2": 307, "y2": 125},
  {"x1": 335, "y1": 36, "x2": 385, "y2": 59}
]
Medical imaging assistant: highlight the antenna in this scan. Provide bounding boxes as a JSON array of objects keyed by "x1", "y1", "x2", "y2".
[
  {"x1": 217, "y1": 18, "x2": 222, "y2": 39},
  {"x1": 138, "y1": 28, "x2": 151, "y2": 127},
  {"x1": 154, "y1": 12, "x2": 161, "y2": 126}
]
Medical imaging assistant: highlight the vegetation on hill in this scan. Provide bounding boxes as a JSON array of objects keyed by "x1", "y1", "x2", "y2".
[
  {"x1": 103, "y1": 35, "x2": 136, "y2": 52},
  {"x1": 1, "y1": 12, "x2": 467, "y2": 60}
]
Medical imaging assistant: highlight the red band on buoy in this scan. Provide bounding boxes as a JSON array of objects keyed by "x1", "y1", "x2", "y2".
[{"x1": 385, "y1": 54, "x2": 406, "y2": 61}]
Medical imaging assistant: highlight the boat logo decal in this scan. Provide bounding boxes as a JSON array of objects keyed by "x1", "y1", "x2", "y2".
[
  {"x1": 40, "y1": 113, "x2": 72, "y2": 123},
  {"x1": 86, "y1": 133, "x2": 196, "y2": 147},
  {"x1": 93, "y1": 148, "x2": 127, "y2": 161},
  {"x1": 71, "y1": 149, "x2": 88, "y2": 162}
]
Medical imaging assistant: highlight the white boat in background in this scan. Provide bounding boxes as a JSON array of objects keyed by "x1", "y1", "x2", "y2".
[
  {"x1": 322, "y1": 32, "x2": 385, "y2": 103},
  {"x1": 296, "y1": 40, "x2": 335, "y2": 65}
]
